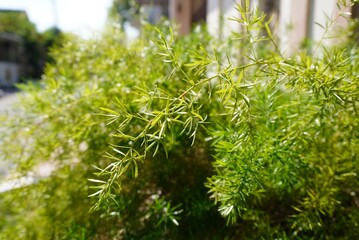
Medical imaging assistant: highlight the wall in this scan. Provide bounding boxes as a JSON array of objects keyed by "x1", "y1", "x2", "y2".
[
  {"x1": 207, "y1": 0, "x2": 240, "y2": 38},
  {"x1": 205, "y1": 0, "x2": 353, "y2": 53},
  {"x1": 169, "y1": 0, "x2": 192, "y2": 35},
  {"x1": 0, "y1": 62, "x2": 20, "y2": 87}
]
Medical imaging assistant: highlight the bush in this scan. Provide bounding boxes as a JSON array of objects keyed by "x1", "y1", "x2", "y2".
[{"x1": 1, "y1": 1, "x2": 358, "y2": 239}]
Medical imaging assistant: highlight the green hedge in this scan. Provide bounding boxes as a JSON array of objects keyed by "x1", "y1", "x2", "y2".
[{"x1": 1, "y1": 2, "x2": 358, "y2": 239}]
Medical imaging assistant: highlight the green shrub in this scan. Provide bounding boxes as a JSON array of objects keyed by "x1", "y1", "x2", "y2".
[{"x1": 1, "y1": 1, "x2": 358, "y2": 239}]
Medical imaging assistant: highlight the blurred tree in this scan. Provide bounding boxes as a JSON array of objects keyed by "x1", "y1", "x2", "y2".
[
  {"x1": 0, "y1": 10, "x2": 37, "y2": 38},
  {"x1": 0, "y1": 10, "x2": 62, "y2": 80},
  {"x1": 108, "y1": 0, "x2": 140, "y2": 31},
  {"x1": 40, "y1": 27, "x2": 63, "y2": 64}
]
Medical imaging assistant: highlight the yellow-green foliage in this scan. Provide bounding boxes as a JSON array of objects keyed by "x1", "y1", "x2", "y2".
[{"x1": 1, "y1": 2, "x2": 358, "y2": 239}]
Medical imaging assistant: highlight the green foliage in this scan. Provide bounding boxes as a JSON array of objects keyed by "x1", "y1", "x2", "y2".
[
  {"x1": 1, "y1": 1, "x2": 358, "y2": 239},
  {"x1": 0, "y1": 10, "x2": 37, "y2": 39},
  {"x1": 40, "y1": 27, "x2": 63, "y2": 64}
]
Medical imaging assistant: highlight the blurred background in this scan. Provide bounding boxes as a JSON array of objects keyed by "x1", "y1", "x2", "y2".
[
  {"x1": 0, "y1": 0, "x2": 113, "y2": 86},
  {"x1": 0, "y1": 0, "x2": 358, "y2": 88}
]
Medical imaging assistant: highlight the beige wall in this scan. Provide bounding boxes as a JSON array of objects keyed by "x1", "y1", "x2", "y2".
[
  {"x1": 207, "y1": 0, "x2": 240, "y2": 38},
  {"x1": 279, "y1": 0, "x2": 352, "y2": 54},
  {"x1": 170, "y1": 0, "x2": 354, "y2": 51},
  {"x1": 169, "y1": 0, "x2": 192, "y2": 35},
  {"x1": 279, "y1": 0, "x2": 310, "y2": 54},
  {"x1": 169, "y1": 0, "x2": 206, "y2": 35},
  {"x1": 206, "y1": 0, "x2": 221, "y2": 37}
]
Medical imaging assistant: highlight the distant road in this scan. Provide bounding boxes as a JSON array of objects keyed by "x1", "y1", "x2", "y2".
[
  {"x1": 0, "y1": 91, "x2": 19, "y2": 115},
  {"x1": 0, "y1": 91, "x2": 20, "y2": 181},
  {"x1": 0, "y1": 90, "x2": 55, "y2": 193}
]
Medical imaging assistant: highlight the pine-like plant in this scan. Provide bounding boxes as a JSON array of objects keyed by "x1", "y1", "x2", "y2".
[{"x1": 1, "y1": 1, "x2": 358, "y2": 239}]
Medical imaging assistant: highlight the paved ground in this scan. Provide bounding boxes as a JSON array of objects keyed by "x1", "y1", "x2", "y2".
[
  {"x1": 0, "y1": 89, "x2": 19, "y2": 176},
  {"x1": 0, "y1": 87, "x2": 56, "y2": 193},
  {"x1": 0, "y1": 88, "x2": 22, "y2": 191},
  {"x1": 0, "y1": 89, "x2": 19, "y2": 115}
]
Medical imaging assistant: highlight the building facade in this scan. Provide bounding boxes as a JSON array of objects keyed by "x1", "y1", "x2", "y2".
[
  {"x1": 135, "y1": 0, "x2": 357, "y2": 53},
  {"x1": 0, "y1": 32, "x2": 23, "y2": 87},
  {"x1": 0, "y1": 10, "x2": 29, "y2": 87},
  {"x1": 205, "y1": 0, "x2": 355, "y2": 54}
]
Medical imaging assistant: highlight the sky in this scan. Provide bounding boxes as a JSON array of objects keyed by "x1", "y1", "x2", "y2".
[{"x1": 0, "y1": 0, "x2": 113, "y2": 38}]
